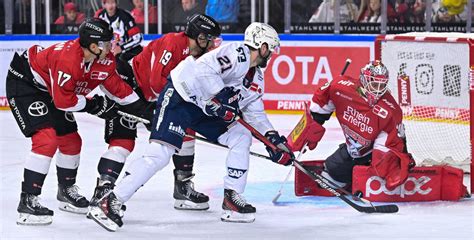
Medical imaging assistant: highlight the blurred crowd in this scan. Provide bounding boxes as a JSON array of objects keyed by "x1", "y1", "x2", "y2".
[
  {"x1": 308, "y1": 0, "x2": 471, "y2": 24},
  {"x1": 6, "y1": 0, "x2": 473, "y2": 34}
]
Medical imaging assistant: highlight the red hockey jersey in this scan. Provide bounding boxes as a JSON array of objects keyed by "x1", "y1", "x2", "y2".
[
  {"x1": 28, "y1": 39, "x2": 137, "y2": 111},
  {"x1": 310, "y1": 76, "x2": 405, "y2": 158},
  {"x1": 132, "y1": 32, "x2": 189, "y2": 101}
]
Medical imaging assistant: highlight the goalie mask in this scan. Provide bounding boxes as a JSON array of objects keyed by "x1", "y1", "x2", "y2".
[
  {"x1": 359, "y1": 60, "x2": 389, "y2": 107},
  {"x1": 244, "y1": 22, "x2": 280, "y2": 68}
]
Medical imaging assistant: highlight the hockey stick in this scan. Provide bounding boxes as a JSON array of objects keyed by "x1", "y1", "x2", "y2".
[
  {"x1": 117, "y1": 110, "x2": 150, "y2": 125},
  {"x1": 185, "y1": 134, "x2": 274, "y2": 161},
  {"x1": 186, "y1": 133, "x2": 302, "y2": 204},
  {"x1": 341, "y1": 58, "x2": 352, "y2": 75},
  {"x1": 236, "y1": 117, "x2": 399, "y2": 214},
  {"x1": 271, "y1": 144, "x2": 307, "y2": 204}
]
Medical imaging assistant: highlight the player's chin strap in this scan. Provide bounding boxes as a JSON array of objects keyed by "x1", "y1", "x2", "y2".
[
  {"x1": 235, "y1": 116, "x2": 399, "y2": 214},
  {"x1": 88, "y1": 46, "x2": 102, "y2": 59}
]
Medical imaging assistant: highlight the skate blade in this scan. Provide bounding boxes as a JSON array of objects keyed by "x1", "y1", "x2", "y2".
[
  {"x1": 58, "y1": 201, "x2": 88, "y2": 214},
  {"x1": 88, "y1": 207, "x2": 119, "y2": 232},
  {"x1": 220, "y1": 210, "x2": 255, "y2": 223},
  {"x1": 174, "y1": 200, "x2": 209, "y2": 210},
  {"x1": 17, "y1": 213, "x2": 52, "y2": 226}
]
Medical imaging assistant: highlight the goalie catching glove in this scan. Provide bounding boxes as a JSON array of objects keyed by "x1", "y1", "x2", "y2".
[
  {"x1": 265, "y1": 131, "x2": 295, "y2": 166},
  {"x1": 371, "y1": 149, "x2": 416, "y2": 191},
  {"x1": 204, "y1": 87, "x2": 241, "y2": 123}
]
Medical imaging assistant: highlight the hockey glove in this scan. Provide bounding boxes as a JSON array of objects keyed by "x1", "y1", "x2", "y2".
[
  {"x1": 265, "y1": 130, "x2": 295, "y2": 166},
  {"x1": 84, "y1": 95, "x2": 119, "y2": 120},
  {"x1": 204, "y1": 87, "x2": 241, "y2": 123}
]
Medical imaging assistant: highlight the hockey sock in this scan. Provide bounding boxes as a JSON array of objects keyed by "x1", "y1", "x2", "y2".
[
  {"x1": 98, "y1": 157, "x2": 124, "y2": 181},
  {"x1": 22, "y1": 169, "x2": 47, "y2": 195},
  {"x1": 172, "y1": 155, "x2": 194, "y2": 172}
]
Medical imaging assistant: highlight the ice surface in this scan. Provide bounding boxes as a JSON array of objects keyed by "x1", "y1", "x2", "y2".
[{"x1": 1, "y1": 112, "x2": 472, "y2": 240}]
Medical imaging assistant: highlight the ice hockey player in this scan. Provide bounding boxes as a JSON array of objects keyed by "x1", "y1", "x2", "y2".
[
  {"x1": 91, "y1": 14, "x2": 222, "y2": 212},
  {"x1": 89, "y1": 22, "x2": 293, "y2": 231},
  {"x1": 296, "y1": 60, "x2": 415, "y2": 191},
  {"x1": 96, "y1": 0, "x2": 143, "y2": 62},
  {"x1": 5, "y1": 18, "x2": 147, "y2": 225}
]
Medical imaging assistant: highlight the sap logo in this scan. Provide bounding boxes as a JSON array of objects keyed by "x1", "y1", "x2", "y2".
[
  {"x1": 366, "y1": 176, "x2": 432, "y2": 198},
  {"x1": 168, "y1": 122, "x2": 185, "y2": 136},
  {"x1": 227, "y1": 167, "x2": 247, "y2": 179},
  {"x1": 337, "y1": 80, "x2": 354, "y2": 86},
  {"x1": 97, "y1": 58, "x2": 113, "y2": 66}
]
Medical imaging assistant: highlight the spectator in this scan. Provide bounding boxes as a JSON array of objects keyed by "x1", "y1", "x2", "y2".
[
  {"x1": 435, "y1": 0, "x2": 467, "y2": 21},
  {"x1": 130, "y1": 0, "x2": 158, "y2": 24},
  {"x1": 171, "y1": 0, "x2": 204, "y2": 24},
  {"x1": 96, "y1": 0, "x2": 143, "y2": 61},
  {"x1": 205, "y1": 0, "x2": 239, "y2": 23},
  {"x1": 358, "y1": 0, "x2": 396, "y2": 23},
  {"x1": 392, "y1": 0, "x2": 410, "y2": 23},
  {"x1": 309, "y1": 0, "x2": 359, "y2": 23},
  {"x1": 54, "y1": 2, "x2": 86, "y2": 33},
  {"x1": 409, "y1": 0, "x2": 425, "y2": 23}
]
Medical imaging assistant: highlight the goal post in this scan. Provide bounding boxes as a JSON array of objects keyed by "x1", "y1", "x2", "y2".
[{"x1": 375, "y1": 32, "x2": 474, "y2": 193}]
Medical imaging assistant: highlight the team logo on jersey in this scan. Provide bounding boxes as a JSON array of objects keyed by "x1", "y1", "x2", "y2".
[
  {"x1": 120, "y1": 115, "x2": 138, "y2": 130},
  {"x1": 227, "y1": 167, "x2": 247, "y2": 179},
  {"x1": 168, "y1": 122, "x2": 185, "y2": 137},
  {"x1": 28, "y1": 101, "x2": 48, "y2": 117},
  {"x1": 372, "y1": 105, "x2": 388, "y2": 119},
  {"x1": 91, "y1": 71, "x2": 109, "y2": 80},
  {"x1": 65, "y1": 112, "x2": 76, "y2": 123}
]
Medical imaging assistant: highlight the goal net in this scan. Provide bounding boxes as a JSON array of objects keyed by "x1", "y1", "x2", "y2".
[{"x1": 375, "y1": 32, "x2": 474, "y2": 192}]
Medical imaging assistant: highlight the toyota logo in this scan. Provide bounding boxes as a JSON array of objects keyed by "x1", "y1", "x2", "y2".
[
  {"x1": 65, "y1": 112, "x2": 76, "y2": 123},
  {"x1": 120, "y1": 115, "x2": 137, "y2": 130},
  {"x1": 28, "y1": 101, "x2": 48, "y2": 117}
]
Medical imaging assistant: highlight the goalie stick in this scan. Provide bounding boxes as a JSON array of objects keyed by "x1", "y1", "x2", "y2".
[
  {"x1": 118, "y1": 111, "x2": 399, "y2": 213},
  {"x1": 341, "y1": 58, "x2": 352, "y2": 75},
  {"x1": 236, "y1": 117, "x2": 399, "y2": 214}
]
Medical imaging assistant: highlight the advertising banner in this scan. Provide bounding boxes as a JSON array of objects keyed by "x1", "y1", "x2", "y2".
[{"x1": 0, "y1": 35, "x2": 374, "y2": 111}]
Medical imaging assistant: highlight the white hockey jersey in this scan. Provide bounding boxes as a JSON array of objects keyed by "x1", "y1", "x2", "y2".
[
  {"x1": 171, "y1": 42, "x2": 251, "y2": 109},
  {"x1": 170, "y1": 42, "x2": 274, "y2": 134},
  {"x1": 240, "y1": 67, "x2": 274, "y2": 135}
]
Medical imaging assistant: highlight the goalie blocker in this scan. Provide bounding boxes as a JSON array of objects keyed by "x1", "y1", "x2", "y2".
[{"x1": 295, "y1": 160, "x2": 468, "y2": 202}]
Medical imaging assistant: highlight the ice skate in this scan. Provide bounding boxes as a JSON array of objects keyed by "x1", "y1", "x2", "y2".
[
  {"x1": 88, "y1": 192, "x2": 123, "y2": 232},
  {"x1": 57, "y1": 184, "x2": 89, "y2": 214},
  {"x1": 173, "y1": 170, "x2": 209, "y2": 210},
  {"x1": 17, "y1": 192, "x2": 54, "y2": 226},
  {"x1": 221, "y1": 189, "x2": 256, "y2": 223}
]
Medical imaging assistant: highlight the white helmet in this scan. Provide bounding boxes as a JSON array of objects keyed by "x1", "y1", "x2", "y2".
[{"x1": 244, "y1": 22, "x2": 280, "y2": 53}]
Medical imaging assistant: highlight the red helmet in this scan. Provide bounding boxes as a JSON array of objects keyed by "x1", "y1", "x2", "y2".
[{"x1": 359, "y1": 60, "x2": 389, "y2": 107}]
